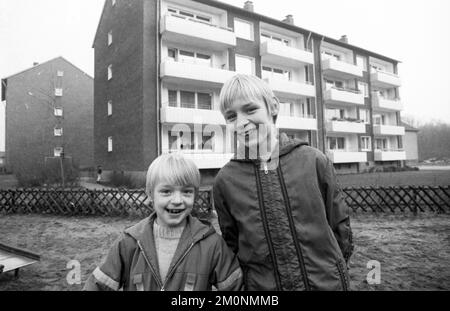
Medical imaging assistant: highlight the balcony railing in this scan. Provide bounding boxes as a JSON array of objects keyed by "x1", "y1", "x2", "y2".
[
  {"x1": 161, "y1": 13, "x2": 236, "y2": 49},
  {"x1": 168, "y1": 12, "x2": 233, "y2": 32},
  {"x1": 370, "y1": 68, "x2": 401, "y2": 88}
]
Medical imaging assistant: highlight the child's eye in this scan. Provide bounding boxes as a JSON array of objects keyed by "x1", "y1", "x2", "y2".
[
  {"x1": 225, "y1": 113, "x2": 236, "y2": 122},
  {"x1": 183, "y1": 189, "x2": 195, "y2": 195},
  {"x1": 246, "y1": 107, "x2": 258, "y2": 114},
  {"x1": 160, "y1": 189, "x2": 172, "y2": 195}
]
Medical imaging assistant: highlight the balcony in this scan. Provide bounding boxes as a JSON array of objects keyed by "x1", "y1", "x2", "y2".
[
  {"x1": 181, "y1": 152, "x2": 234, "y2": 169},
  {"x1": 373, "y1": 125, "x2": 405, "y2": 136},
  {"x1": 326, "y1": 119, "x2": 366, "y2": 134},
  {"x1": 371, "y1": 69, "x2": 401, "y2": 88},
  {"x1": 260, "y1": 41, "x2": 314, "y2": 67},
  {"x1": 323, "y1": 87, "x2": 365, "y2": 106},
  {"x1": 161, "y1": 106, "x2": 226, "y2": 125},
  {"x1": 160, "y1": 13, "x2": 236, "y2": 49},
  {"x1": 160, "y1": 61, "x2": 236, "y2": 88},
  {"x1": 374, "y1": 150, "x2": 406, "y2": 161},
  {"x1": 277, "y1": 115, "x2": 317, "y2": 131},
  {"x1": 326, "y1": 150, "x2": 367, "y2": 163},
  {"x1": 372, "y1": 92, "x2": 403, "y2": 111},
  {"x1": 264, "y1": 78, "x2": 316, "y2": 98},
  {"x1": 322, "y1": 58, "x2": 363, "y2": 79}
]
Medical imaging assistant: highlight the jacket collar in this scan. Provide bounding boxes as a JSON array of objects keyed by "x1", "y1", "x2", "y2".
[
  {"x1": 124, "y1": 213, "x2": 216, "y2": 279},
  {"x1": 231, "y1": 133, "x2": 309, "y2": 163}
]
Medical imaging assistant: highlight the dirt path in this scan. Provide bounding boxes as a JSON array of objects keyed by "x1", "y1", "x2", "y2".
[{"x1": 0, "y1": 213, "x2": 449, "y2": 291}]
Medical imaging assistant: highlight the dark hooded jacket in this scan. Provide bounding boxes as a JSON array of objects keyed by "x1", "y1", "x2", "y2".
[
  {"x1": 213, "y1": 137, "x2": 354, "y2": 291},
  {"x1": 83, "y1": 213, "x2": 242, "y2": 291}
]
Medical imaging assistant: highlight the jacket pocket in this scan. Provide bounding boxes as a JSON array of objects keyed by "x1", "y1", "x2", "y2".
[{"x1": 335, "y1": 260, "x2": 350, "y2": 291}]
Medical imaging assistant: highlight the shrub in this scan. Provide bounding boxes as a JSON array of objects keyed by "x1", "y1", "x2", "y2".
[{"x1": 110, "y1": 171, "x2": 145, "y2": 189}]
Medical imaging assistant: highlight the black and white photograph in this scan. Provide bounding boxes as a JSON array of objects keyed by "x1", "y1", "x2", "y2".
[{"x1": 0, "y1": 0, "x2": 449, "y2": 295}]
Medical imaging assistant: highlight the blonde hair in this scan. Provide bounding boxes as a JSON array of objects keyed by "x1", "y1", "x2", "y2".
[
  {"x1": 219, "y1": 74, "x2": 278, "y2": 121},
  {"x1": 145, "y1": 153, "x2": 201, "y2": 196}
]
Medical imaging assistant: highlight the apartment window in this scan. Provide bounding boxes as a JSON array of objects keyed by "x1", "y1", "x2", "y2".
[
  {"x1": 107, "y1": 65, "x2": 113, "y2": 80},
  {"x1": 199, "y1": 132, "x2": 214, "y2": 150},
  {"x1": 54, "y1": 128, "x2": 63, "y2": 137},
  {"x1": 235, "y1": 55, "x2": 254, "y2": 75},
  {"x1": 107, "y1": 100, "x2": 112, "y2": 116},
  {"x1": 57, "y1": 70, "x2": 64, "y2": 77},
  {"x1": 180, "y1": 91, "x2": 196, "y2": 109},
  {"x1": 54, "y1": 107, "x2": 63, "y2": 117},
  {"x1": 234, "y1": 18, "x2": 253, "y2": 41},
  {"x1": 197, "y1": 93, "x2": 212, "y2": 110},
  {"x1": 108, "y1": 137, "x2": 113, "y2": 152},
  {"x1": 374, "y1": 114, "x2": 386, "y2": 125},
  {"x1": 398, "y1": 136, "x2": 403, "y2": 150},
  {"x1": 326, "y1": 108, "x2": 345, "y2": 120},
  {"x1": 262, "y1": 66, "x2": 291, "y2": 81},
  {"x1": 54, "y1": 147, "x2": 64, "y2": 157},
  {"x1": 261, "y1": 32, "x2": 290, "y2": 46},
  {"x1": 108, "y1": 31, "x2": 113, "y2": 46},
  {"x1": 328, "y1": 137, "x2": 345, "y2": 150},
  {"x1": 361, "y1": 136, "x2": 371, "y2": 151},
  {"x1": 356, "y1": 55, "x2": 367, "y2": 71},
  {"x1": 279, "y1": 102, "x2": 292, "y2": 117},
  {"x1": 55, "y1": 88, "x2": 63, "y2": 97},
  {"x1": 168, "y1": 90, "x2": 178, "y2": 107},
  {"x1": 358, "y1": 82, "x2": 369, "y2": 98},
  {"x1": 323, "y1": 51, "x2": 341, "y2": 61},
  {"x1": 169, "y1": 90, "x2": 212, "y2": 110},
  {"x1": 370, "y1": 64, "x2": 384, "y2": 72},
  {"x1": 324, "y1": 78, "x2": 343, "y2": 89},
  {"x1": 375, "y1": 138, "x2": 388, "y2": 151},
  {"x1": 168, "y1": 7, "x2": 212, "y2": 24},
  {"x1": 299, "y1": 100, "x2": 311, "y2": 118},
  {"x1": 169, "y1": 48, "x2": 211, "y2": 66},
  {"x1": 112, "y1": 0, "x2": 116, "y2": 6},
  {"x1": 169, "y1": 130, "x2": 213, "y2": 151},
  {"x1": 359, "y1": 109, "x2": 370, "y2": 124}
]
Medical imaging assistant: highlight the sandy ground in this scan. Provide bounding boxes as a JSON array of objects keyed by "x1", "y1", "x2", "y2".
[{"x1": 0, "y1": 213, "x2": 449, "y2": 291}]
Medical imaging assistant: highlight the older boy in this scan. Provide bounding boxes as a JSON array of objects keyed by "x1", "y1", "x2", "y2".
[
  {"x1": 214, "y1": 74, "x2": 354, "y2": 291},
  {"x1": 84, "y1": 153, "x2": 242, "y2": 291}
]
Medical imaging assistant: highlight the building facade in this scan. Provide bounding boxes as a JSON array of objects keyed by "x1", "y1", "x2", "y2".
[
  {"x1": 1, "y1": 57, "x2": 94, "y2": 177},
  {"x1": 93, "y1": 0, "x2": 405, "y2": 181}
]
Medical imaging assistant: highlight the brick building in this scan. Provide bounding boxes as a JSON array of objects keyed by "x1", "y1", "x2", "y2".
[
  {"x1": 93, "y1": 0, "x2": 405, "y2": 182},
  {"x1": 1, "y1": 57, "x2": 94, "y2": 177}
]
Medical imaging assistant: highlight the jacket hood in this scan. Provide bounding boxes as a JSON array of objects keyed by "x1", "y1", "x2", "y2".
[{"x1": 231, "y1": 133, "x2": 309, "y2": 163}]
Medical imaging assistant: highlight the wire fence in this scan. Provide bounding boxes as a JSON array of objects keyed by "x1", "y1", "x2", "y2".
[{"x1": 0, "y1": 186, "x2": 449, "y2": 218}]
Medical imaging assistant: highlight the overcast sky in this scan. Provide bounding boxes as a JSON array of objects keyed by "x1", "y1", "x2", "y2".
[{"x1": 1, "y1": 0, "x2": 449, "y2": 149}]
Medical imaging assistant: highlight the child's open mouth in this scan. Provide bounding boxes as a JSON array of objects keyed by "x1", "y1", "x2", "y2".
[{"x1": 165, "y1": 208, "x2": 185, "y2": 215}]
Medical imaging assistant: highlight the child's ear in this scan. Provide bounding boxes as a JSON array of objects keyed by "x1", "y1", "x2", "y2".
[{"x1": 271, "y1": 97, "x2": 280, "y2": 117}]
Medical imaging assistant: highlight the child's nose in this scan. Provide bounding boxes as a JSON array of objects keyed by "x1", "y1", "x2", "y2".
[
  {"x1": 171, "y1": 191, "x2": 183, "y2": 204},
  {"x1": 236, "y1": 113, "x2": 248, "y2": 128}
]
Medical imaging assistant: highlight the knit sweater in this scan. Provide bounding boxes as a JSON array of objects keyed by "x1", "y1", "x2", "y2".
[{"x1": 153, "y1": 221, "x2": 185, "y2": 282}]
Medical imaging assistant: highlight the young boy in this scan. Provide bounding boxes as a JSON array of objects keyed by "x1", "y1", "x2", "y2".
[
  {"x1": 214, "y1": 74, "x2": 354, "y2": 291},
  {"x1": 84, "y1": 153, "x2": 242, "y2": 291}
]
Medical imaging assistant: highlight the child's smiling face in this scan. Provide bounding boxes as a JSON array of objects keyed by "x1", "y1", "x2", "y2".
[
  {"x1": 152, "y1": 182, "x2": 195, "y2": 228},
  {"x1": 224, "y1": 97, "x2": 278, "y2": 151}
]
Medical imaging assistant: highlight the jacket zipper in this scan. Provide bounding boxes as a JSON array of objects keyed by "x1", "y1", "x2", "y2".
[
  {"x1": 254, "y1": 164, "x2": 282, "y2": 290},
  {"x1": 160, "y1": 242, "x2": 195, "y2": 291},
  {"x1": 137, "y1": 240, "x2": 164, "y2": 289},
  {"x1": 277, "y1": 166, "x2": 311, "y2": 291},
  {"x1": 336, "y1": 260, "x2": 349, "y2": 291}
]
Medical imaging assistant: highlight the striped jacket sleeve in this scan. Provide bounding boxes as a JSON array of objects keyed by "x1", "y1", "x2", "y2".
[
  {"x1": 83, "y1": 235, "x2": 128, "y2": 291},
  {"x1": 210, "y1": 235, "x2": 243, "y2": 291}
]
